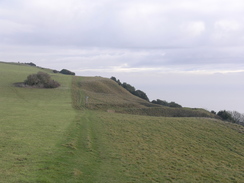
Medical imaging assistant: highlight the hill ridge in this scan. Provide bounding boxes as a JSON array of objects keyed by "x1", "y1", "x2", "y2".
[{"x1": 72, "y1": 76, "x2": 216, "y2": 118}]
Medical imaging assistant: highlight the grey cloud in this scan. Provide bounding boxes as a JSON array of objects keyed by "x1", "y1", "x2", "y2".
[
  {"x1": 1, "y1": 0, "x2": 244, "y2": 48},
  {"x1": 1, "y1": 0, "x2": 244, "y2": 113}
]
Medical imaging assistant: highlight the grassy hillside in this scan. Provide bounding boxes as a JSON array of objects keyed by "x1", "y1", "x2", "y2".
[
  {"x1": 0, "y1": 62, "x2": 243, "y2": 182},
  {"x1": 75, "y1": 76, "x2": 216, "y2": 118},
  {"x1": 0, "y1": 62, "x2": 77, "y2": 182}
]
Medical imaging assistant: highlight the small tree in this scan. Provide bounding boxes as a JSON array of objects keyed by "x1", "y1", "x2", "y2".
[
  {"x1": 217, "y1": 110, "x2": 234, "y2": 122},
  {"x1": 228, "y1": 111, "x2": 244, "y2": 125}
]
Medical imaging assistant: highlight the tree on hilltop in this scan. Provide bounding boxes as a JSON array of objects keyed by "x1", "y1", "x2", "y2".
[{"x1": 217, "y1": 110, "x2": 234, "y2": 122}]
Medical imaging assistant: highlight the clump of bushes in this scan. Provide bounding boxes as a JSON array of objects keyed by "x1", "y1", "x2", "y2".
[
  {"x1": 111, "y1": 76, "x2": 183, "y2": 107},
  {"x1": 25, "y1": 62, "x2": 36, "y2": 67},
  {"x1": 24, "y1": 72, "x2": 60, "y2": 88},
  {"x1": 151, "y1": 99, "x2": 182, "y2": 108},
  {"x1": 111, "y1": 76, "x2": 149, "y2": 101},
  {"x1": 53, "y1": 70, "x2": 59, "y2": 73},
  {"x1": 216, "y1": 110, "x2": 244, "y2": 126},
  {"x1": 59, "y1": 69, "x2": 75, "y2": 75}
]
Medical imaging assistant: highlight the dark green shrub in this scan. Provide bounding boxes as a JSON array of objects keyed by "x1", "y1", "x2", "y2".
[
  {"x1": 133, "y1": 90, "x2": 149, "y2": 101},
  {"x1": 110, "y1": 77, "x2": 149, "y2": 101},
  {"x1": 25, "y1": 62, "x2": 36, "y2": 66},
  {"x1": 217, "y1": 110, "x2": 234, "y2": 122},
  {"x1": 152, "y1": 99, "x2": 182, "y2": 108},
  {"x1": 24, "y1": 72, "x2": 60, "y2": 88},
  {"x1": 122, "y1": 82, "x2": 135, "y2": 93},
  {"x1": 211, "y1": 110, "x2": 216, "y2": 114},
  {"x1": 53, "y1": 70, "x2": 59, "y2": 73},
  {"x1": 59, "y1": 69, "x2": 75, "y2": 75}
]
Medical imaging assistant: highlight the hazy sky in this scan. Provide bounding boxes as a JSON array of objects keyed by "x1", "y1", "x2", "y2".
[{"x1": 1, "y1": 0, "x2": 244, "y2": 113}]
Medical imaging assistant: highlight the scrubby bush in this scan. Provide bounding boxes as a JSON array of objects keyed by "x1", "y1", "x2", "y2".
[
  {"x1": 111, "y1": 76, "x2": 121, "y2": 85},
  {"x1": 168, "y1": 101, "x2": 182, "y2": 108},
  {"x1": 24, "y1": 72, "x2": 60, "y2": 88},
  {"x1": 152, "y1": 99, "x2": 182, "y2": 108},
  {"x1": 60, "y1": 69, "x2": 75, "y2": 75},
  {"x1": 133, "y1": 90, "x2": 149, "y2": 101},
  {"x1": 25, "y1": 62, "x2": 36, "y2": 66},
  {"x1": 53, "y1": 70, "x2": 59, "y2": 73},
  {"x1": 226, "y1": 110, "x2": 244, "y2": 125},
  {"x1": 211, "y1": 110, "x2": 216, "y2": 114},
  {"x1": 217, "y1": 110, "x2": 234, "y2": 122},
  {"x1": 110, "y1": 76, "x2": 150, "y2": 101},
  {"x1": 122, "y1": 82, "x2": 136, "y2": 94}
]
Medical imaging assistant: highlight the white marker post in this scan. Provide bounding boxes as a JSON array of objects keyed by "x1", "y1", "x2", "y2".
[{"x1": 85, "y1": 96, "x2": 89, "y2": 107}]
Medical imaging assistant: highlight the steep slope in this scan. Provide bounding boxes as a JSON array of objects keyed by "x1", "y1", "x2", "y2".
[
  {"x1": 76, "y1": 76, "x2": 156, "y2": 109},
  {"x1": 76, "y1": 76, "x2": 216, "y2": 118}
]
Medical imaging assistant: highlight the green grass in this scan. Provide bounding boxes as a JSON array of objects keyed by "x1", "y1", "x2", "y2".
[
  {"x1": 0, "y1": 63, "x2": 77, "y2": 182},
  {"x1": 94, "y1": 112, "x2": 244, "y2": 182},
  {"x1": 0, "y1": 62, "x2": 243, "y2": 182}
]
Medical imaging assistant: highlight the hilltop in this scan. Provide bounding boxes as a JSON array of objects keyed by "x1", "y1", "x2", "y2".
[
  {"x1": 72, "y1": 75, "x2": 216, "y2": 118},
  {"x1": 0, "y1": 62, "x2": 243, "y2": 182}
]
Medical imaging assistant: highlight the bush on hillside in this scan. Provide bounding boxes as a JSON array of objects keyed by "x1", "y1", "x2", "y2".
[
  {"x1": 217, "y1": 110, "x2": 234, "y2": 122},
  {"x1": 53, "y1": 70, "x2": 59, "y2": 73},
  {"x1": 122, "y1": 82, "x2": 136, "y2": 94},
  {"x1": 25, "y1": 62, "x2": 36, "y2": 67},
  {"x1": 152, "y1": 99, "x2": 182, "y2": 108},
  {"x1": 60, "y1": 69, "x2": 75, "y2": 75},
  {"x1": 225, "y1": 110, "x2": 244, "y2": 126},
  {"x1": 24, "y1": 72, "x2": 60, "y2": 88},
  {"x1": 110, "y1": 76, "x2": 150, "y2": 101},
  {"x1": 211, "y1": 110, "x2": 217, "y2": 114},
  {"x1": 133, "y1": 90, "x2": 149, "y2": 101}
]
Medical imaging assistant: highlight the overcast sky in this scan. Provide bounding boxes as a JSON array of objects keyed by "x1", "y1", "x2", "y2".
[{"x1": 1, "y1": 0, "x2": 244, "y2": 113}]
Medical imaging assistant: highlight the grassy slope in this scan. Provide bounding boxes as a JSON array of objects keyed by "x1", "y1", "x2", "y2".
[
  {"x1": 74, "y1": 75, "x2": 244, "y2": 182},
  {"x1": 0, "y1": 62, "x2": 243, "y2": 182},
  {"x1": 77, "y1": 77, "x2": 216, "y2": 118},
  {"x1": 95, "y1": 112, "x2": 244, "y2": 182}
]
